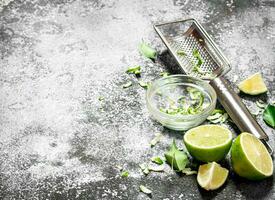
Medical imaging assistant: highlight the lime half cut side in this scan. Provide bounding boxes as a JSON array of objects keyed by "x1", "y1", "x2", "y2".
[
  {"x1": 231, "y1": 132, "x2": 273, "y2": 180},
  {"x1": 184, "y1": 125, "x2": 233, "y2": 162}
]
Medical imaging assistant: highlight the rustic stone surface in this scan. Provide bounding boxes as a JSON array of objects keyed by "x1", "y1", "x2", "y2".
[{"x1": 0, "y1": 0, "x2": 274, "y2": 199}]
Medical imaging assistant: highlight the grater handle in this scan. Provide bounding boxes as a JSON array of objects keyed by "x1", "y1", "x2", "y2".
[{"x1": 210, "y1": 76, "x2": 270, "y2": 140}]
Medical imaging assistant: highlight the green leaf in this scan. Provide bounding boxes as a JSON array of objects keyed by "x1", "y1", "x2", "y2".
[
  {"x1": 138, "y1": 81, "x2": 150, "y2": 89},
  {"x1": 139, "y1": 185, "x2": 152, "y2": 194},
  {"x1": 150, "y1": 133, "x2": 163, "y2": 147},
  {"x1": 164, "y1": 140, "x2": 189, "y2": 171},
  {"x1": 263, "y1": 104, "x2": 275, "y2": 128},
  {"x1": 211, "y1": 109, "x2": 225, "y2": 115},
  {"x1": 121, "y1": 171, "x2": 129, "y2": 177},
  {"x1": 122, "y1": 81, "x2": 132, "y2": 88},
  {"x1": 138, "y1": 42, "x2": 157, "y2": 59},
  {"x1": 151, "y1": 156, "x2": 164, "y2": 165},
  {"x1": 126, "y1": 66, "x2": 141, "y2": 75}
]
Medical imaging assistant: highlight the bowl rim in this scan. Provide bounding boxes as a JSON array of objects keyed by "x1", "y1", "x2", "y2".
[{"x1": 146, "y1": 74, "x2": 217, "y2": 120}]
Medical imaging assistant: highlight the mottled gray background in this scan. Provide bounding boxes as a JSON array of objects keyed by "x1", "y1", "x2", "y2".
[{"x1": 0, "y1": 0, "x2": 275, "y2": 199}]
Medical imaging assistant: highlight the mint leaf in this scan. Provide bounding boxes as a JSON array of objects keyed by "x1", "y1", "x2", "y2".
[
  {"x1": 121, "y1": 171, "x2": 129, "y2": 177},
  {"x1": 263, "y1": 104, "x2": 275, "y2": 128},
  {"x1": 164, "y1": 140, "x2": 189, "y2": 171},
  {"x1": 151, "y1": 156, "x2": 164, "y2": 165},
  {"x1": 126, "y1": 66, "x2": 141, "y2": 75},
  {"x1": 138, "y1": 42, "x2": 157, "y2": 59},
  {"x1": 138, "y1": 81, "x2": 150, "y2": 89}
]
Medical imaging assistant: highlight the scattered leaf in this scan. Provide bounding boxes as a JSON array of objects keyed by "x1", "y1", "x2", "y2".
[
  {"x1": 121, "y1": 171, "x2": 129, "y2": 177},
  {"x1": 122, "y1": 81, "x2": 132, "y2": 88},
  {"x1": 150, "y1": 133, "x2": 163, "y2": 147},
  {"x1": 126, "y1": 66, "x2": 141, "y2": 75},
  {"x1": 151, "y1": 156, "x2": 164, "y2": 165},
  {"x1": 164, "y1": 140, "x2": 189, "y2": 171},
  {"x1": 139, "y1": 185, "x2": 152, "y2": 194},
  {"x1": 138, "y1": 81, "x2": 150, "y2": 89},
  {"x1": 138, "y1": 42, "x2": 157, "y2": 59},
  {"x1": 263, "y1": 104, "x2": 275, "y2": 128},
  {"x1": 211, "y1": 109, "x2": 225, "y2": 115}
]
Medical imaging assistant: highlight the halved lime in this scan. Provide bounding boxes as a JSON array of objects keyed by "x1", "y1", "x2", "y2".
[
  {"x1": 184, "y1": 125, "x2": 232, "y2": 162},
  {"x1": 197, "y1": 162, "x2": 228, "y2": 191},
  {"x1": 231, "y1": 132, "x2": 273, "y2": 180},
  {"x1": 238, "y1": 72, "x2": 267, "y2": 95}
]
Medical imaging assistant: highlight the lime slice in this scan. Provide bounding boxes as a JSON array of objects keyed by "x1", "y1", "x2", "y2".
[
  {"x1": 184, "y1": 125, "x2": 232, "y2": 162},
  {"x1": 231, "y1": 132, "x2": 273, "y2": 180},
  {"x1": 238, "y1": 72, "x2": 267, "y2": 95},
  {"x1": 197, "y1": 162, "x2": 228, "y2": 191}
]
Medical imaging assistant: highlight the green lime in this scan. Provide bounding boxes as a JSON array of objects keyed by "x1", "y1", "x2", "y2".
[
  {"x1": 183, "y1": 125, "x2": 232, "y2": 162},
  {"x1": 197, "y1": 162, "x2": 229, "y2": 191},
  {"x1": 231, "y1": 132, "x2": 273, "y2": 180}
]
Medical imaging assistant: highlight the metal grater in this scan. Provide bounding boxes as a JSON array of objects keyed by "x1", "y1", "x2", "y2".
[{"x1": 154, "y1": 18, "x2": 273, "y2": 154}]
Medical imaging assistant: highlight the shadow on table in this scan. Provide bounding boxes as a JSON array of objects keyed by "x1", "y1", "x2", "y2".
[
  {"x1": 197, "y1": 172, "x2": 273, "y2": 200},
  {"x1": 231, "y1": 174, "x2": 273, "y2": 199}
]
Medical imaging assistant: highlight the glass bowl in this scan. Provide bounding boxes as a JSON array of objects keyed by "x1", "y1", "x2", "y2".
[{"x1": 146, "y1": 75, "x2": 217, "y2": 131}]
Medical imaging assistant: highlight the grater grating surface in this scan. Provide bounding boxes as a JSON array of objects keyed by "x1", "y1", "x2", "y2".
[{"x1": 154, "y1": 19, "x2": 231, "y2": 80}]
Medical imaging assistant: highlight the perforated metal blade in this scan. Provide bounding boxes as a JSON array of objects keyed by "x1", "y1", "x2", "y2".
[{"x1": 154, "y1": 18, "x2": 231, "y2": 80}]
